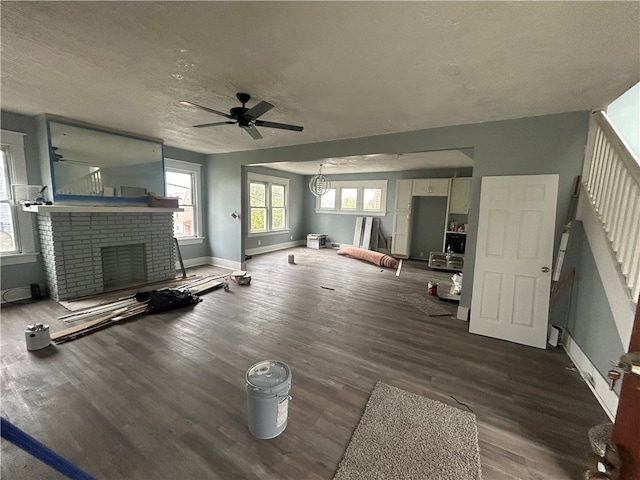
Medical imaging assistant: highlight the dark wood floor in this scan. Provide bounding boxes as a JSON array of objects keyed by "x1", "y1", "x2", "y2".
[{"x1": 1, "y1": 247, "x2": 609, "y2": 479}]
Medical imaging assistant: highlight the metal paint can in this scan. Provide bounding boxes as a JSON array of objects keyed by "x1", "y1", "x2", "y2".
[
  {"x1": 427, "y1": 282, "x2": 439, "y2": 296},
  {"x1": 246, "y1": 360, "x2": 292, "y2": 439},
  {"x1": 25, "y1": 323, "x2": 51, "y2": 351}
]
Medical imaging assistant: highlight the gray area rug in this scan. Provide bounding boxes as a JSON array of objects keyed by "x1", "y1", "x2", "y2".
[
  {"x1": 398, "y1": 293, "x2": 454, "y2": 317},
  {"x1": 333, "y1": 382, "x2": 481, "y2": 480}
]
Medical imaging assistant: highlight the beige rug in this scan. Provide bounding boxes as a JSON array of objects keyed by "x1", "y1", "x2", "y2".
[{"x1": 333, "y1": 382, "x2": 481, "y2": 480}]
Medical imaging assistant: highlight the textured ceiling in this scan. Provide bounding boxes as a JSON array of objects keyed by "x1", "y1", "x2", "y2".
[{"x1": 1, "y1": 1, "x2": 639, "y2": 171}]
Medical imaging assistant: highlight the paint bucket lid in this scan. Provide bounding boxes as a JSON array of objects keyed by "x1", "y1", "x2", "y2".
[{"x1": 246, "y1": 360, "x2": 291, "y2": 390}]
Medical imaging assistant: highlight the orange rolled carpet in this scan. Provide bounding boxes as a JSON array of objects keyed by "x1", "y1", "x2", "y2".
[{"x1": 336, "y1": 246, "x2": 398, "y2": 268}]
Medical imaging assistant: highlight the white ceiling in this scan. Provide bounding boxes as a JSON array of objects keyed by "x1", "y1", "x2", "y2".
[{"x1": 1, "y1": 1, "x2": 638, "y2": 174}]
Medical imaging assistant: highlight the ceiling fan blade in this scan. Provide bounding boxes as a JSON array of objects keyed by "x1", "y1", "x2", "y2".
[
  {"x1": 193, "y1": 121, "x2": 237, "y2": 128},
  {"x1": 254, "y1": 120, "x2": 304, "y2": 132},
  {"x1": 244, "y1": 101, "x2": 274, "y2": 120},
  {"x1": 243, "y1": 125, "x2": 263, "y2": 140},
  {"x1": 179, "y1": 101, "x2": 234, "y2": 120}
]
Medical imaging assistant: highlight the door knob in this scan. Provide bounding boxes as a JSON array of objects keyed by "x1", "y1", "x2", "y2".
[{"x1": 541, "y1": 266, "x2": 550, "y2": 273}]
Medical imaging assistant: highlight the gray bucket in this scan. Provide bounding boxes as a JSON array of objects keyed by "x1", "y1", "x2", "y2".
[{"x1": 245, "y1": 360, "x2": 292, "y2": 439}]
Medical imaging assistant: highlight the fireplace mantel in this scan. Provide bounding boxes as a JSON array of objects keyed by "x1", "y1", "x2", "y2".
[{"x1": 23, "y1": 205, "x2": 182, "y2": 213}]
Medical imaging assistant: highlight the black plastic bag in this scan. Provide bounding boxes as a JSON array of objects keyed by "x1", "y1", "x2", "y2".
[{"x1": 138, "y1": 288, "x2": 201, "y2": 314}]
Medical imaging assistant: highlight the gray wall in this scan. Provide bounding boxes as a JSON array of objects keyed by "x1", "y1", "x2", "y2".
[
  {"x1": 208, "y1": 111, "x2": 590, "y2": 310},
  {"x1": 550, "y1": 221, "x2": 626, "y2": 384},
  {"x1": 411, "y1": 196, "x2": 448, "y2": 258},
  {"x1": 244, "y1": 166, "x2": 306, "y2": 251}
]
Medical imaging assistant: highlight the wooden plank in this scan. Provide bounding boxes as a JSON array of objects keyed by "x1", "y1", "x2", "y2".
[
  {"x1": 353, "y1": 217, "x2": 364, "y2": 247},
  {"x1": 51, "y1": 312, "x2": 122, "y2": 340},
  {"x1": 371, "y1": 218, "x2": 380, "y2": 252},
  {"x1": 361, "y1": 217, "x2": 373, "y2": 250}
]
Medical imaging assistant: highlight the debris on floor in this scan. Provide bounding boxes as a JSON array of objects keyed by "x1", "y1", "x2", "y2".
[
  {"x1": 51, "y1": 273, "x2": 231, "y2": 344},
  {"x1": 231, "y1": 270, "x2": 251, "y2": 285}
]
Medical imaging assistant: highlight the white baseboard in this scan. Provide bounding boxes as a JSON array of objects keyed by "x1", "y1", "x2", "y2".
[
  {"x1": 175, "y1": 256, "x2": 209, "y2": 270},
  {"x1": 208, "y1": 256, "x2": 244, "y2": 271},
  {"x1": 456, "y1": 306, "x2": 469, "y2": 321},
  {"x1": 245, "y1": 240, "x2": 305, "y2": 256},
  {"x1": 1, "y1": 285, "x2": 32, "y2": 304},
  {"x1": 563, "y1": 333, "x2": 618, "y2": 421}
]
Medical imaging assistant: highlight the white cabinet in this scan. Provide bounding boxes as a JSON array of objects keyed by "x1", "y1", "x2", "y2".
[
  {"x1": 391, "y1": 179, "x2": 413, "y2": 258},
  {"x1": 412, "y1": 178, "x2": 450, "y2": 196},
  {"x1": 391, "y1": 211, "x2": 412, "y2": 258},
  {"x1": 394, "y1": 179, "x2": 413, "y2": 210},
  {"x1": 448, "y1": 178, "x2": 471, "y2": 214}
]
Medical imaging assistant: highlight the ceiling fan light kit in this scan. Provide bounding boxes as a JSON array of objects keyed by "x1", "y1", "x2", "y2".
[
  {"x1": 309, "y1": 164, "x2": 330, "y2": 197},
  {"x1": 180, "y1": 93, "x2": 304, "y2": 140}
]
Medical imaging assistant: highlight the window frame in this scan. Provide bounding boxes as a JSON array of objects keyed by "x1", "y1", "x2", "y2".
[
  {"x1": 164, "y1": 158, "x2": 203, "y2": 245},
  {"x1": 315, "y1": 179, "x2": 387, "y2": 216},
  {"x1": 0, "y1": 130, "x2": 37, "y2": 264},
  {"x1": 247, "y1": 172, "x2": 290, "y2": 236}
]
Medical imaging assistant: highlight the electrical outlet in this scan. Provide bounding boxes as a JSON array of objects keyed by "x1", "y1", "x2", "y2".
[
  {"x1": 420, "y1": 252, "x2": 424, "y2": 257},
  {"x1": 290, "y1": 235, "x2": 293, "y2": 240},
  {"x1": 257, "y1": 240, "x2": 261, "y2": 246}
]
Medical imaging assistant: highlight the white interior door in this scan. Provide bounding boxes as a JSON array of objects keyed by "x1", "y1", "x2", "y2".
[{"x1": 470, "y1": 174, "x2": 558, "y2": 349}]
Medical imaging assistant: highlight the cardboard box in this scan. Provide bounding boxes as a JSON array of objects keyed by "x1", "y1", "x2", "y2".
[{"x1": 307, "y1": 234, "x2": 328, "y2": 249}]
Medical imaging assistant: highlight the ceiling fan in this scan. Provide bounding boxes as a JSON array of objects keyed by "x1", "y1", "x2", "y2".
[{"x1": 180, "y1": 93, "x2": 304, "y2": 140}]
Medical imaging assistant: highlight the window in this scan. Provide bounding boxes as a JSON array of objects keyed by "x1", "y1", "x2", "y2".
[
  {"x1": 248, "y1": 173, "x2": 289, "y2": 234},
  {"x1": 0, "y1": 147, "x2": 16, "y2": 252},
  {"x1": 165, "y1": 159, "x2": 202, "y2": 243},
  {"x1": 316, "y1": 180, "x2": 387, "y2": 215},
  {"x1": 0, "y1": 130, "x2": 37, "y2": 263}
]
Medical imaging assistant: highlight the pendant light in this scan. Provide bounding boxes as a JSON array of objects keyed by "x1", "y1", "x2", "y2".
[{"x1": 309, "y1": 164, "x2": 330, "y2": 196}]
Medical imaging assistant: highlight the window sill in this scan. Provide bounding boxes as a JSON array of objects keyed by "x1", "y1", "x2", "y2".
[
  {"x1": 248, "y1": 230, "x2": 290, "y2": 238},
  {"x1": 0, "y1": 252, "x2": 40, "y2": 266},
  {"x1": 315, "y1": 210, "x2": 387, "y2": 216},
  {"x1": 175, "y1": 236, "x2": 205, "y2": 246}
]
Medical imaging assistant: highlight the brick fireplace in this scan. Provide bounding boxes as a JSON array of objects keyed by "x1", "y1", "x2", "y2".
[{"x1": 33, "y1": 206, "x2": 177, "y2": 301}]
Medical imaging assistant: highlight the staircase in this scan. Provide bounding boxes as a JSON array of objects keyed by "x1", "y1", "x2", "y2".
[
  {"x1": 559, "y1": 111, "x2": 639, "y2": 422},
  {"x1": 582, "y1": 110, "x2": 640, "y2": 303},
  {"x1": 57, "y1": 169, "x2": 103, "y2": 196}
]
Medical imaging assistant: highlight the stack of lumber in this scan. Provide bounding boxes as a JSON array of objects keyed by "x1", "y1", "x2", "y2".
[{"x1": 51, "y1": 273, "x2": 231, "y2": 344}]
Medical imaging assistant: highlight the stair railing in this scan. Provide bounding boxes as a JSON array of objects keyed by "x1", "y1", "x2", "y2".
[{"x1": 583, "y1": 110, "x2": 640, "y2": 302}]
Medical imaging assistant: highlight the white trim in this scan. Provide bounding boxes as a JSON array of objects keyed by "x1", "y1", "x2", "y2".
[
  {"x1": 1, "y1": 129, "x2": 36, "y2": 256},
  {"x1": 247, "y1": 230, "x2": 290, "y2": 238},
  {"x1": 456, "y1": 306, "x2": 470, "y2": 321},
  {"x1": 580, "y1": 186, "x2": 636, "y2": 347},
  {"x1": 208, "y1": 256, "x2": 244, "y2": 271},
  {"x1": 165, "y1": 158, "x2": 203, "y2": 238},
  {"x1": 563, "y1": 333, "x2": 618, "y2": 421},
  {"x1": 247, "y1": 172, "x2": 290, "y2": 234},
  {"x1": 248, "y1": 172, "x2": 290, "y2": 186},
  {"x1": 0, "y1": 252, "x2": 39, "y2": 266},
  {"x1": 1, "y1": 285, "x2": 32, "y2": 304},
  {"x1": 245, "y1": 240, "x2": 305, "y2": 256},
  {"x1": 175, "y1": 236, "x2": 205, "y2": 246},
  {"x1": 314, "y1": 209, "x2": 387, "y2": 217}
]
